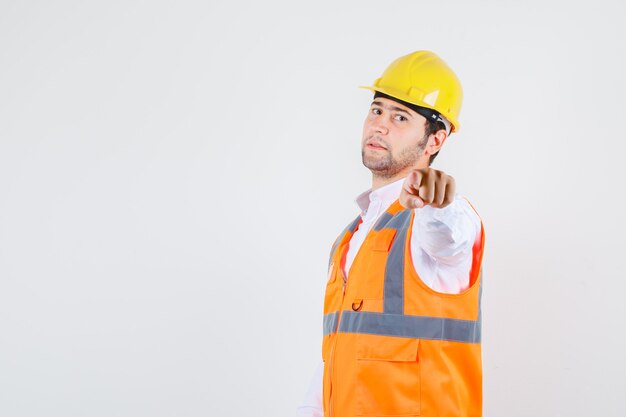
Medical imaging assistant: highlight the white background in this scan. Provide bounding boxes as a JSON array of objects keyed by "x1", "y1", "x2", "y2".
[{"x1": 1, "y1": 1, "x2": 625, "y2": 416}]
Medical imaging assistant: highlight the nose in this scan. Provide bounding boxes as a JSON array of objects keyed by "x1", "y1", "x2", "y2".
[{"x1": 370, "y1": 115, "x2": 390, "y2": 135}]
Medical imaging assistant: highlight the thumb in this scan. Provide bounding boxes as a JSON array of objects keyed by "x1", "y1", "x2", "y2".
[
  {"x1": 409, "y1": 195, "x2": 425, "y2": 208},
  {"x1": 400, "y1": 174, "x2": 425, "y2": 209}
]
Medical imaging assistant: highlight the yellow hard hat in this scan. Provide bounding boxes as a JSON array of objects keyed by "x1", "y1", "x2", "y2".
[{"x1": 359, "y1": 50, "x2": 463, "y2": 132}]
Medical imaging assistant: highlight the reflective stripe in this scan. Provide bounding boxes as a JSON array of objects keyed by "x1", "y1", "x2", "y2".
[
  {"x1": 383, "y1": 210, "x2": 411, "y2": 314},
  {"x1": 323, "y1": 311, "x2": 339, "y2": 336},
  {"x1": 385, "y1": 209, "x2": 410, "y2": 230},
  {"x1": 328, "y1": 215, "x2": 361, "y2": 269},
  {"x1": 374, "y1": 207, "x2": 411, "y2": 232},
  {"x1": 373, "y1": 212, "x2": 394, "y2": 231},
  {"x1": 338, "y1": 310, "x2": 481, "y2": 343}
]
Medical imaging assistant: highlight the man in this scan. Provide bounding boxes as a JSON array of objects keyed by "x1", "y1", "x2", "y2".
[{"x1": 297, "y1": 50, "x2": 485, "y2": 417}]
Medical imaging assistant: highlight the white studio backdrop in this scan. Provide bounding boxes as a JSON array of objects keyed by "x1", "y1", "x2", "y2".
[{"x1": 1, "y1": 1, "x2": 625, "y2": 416}]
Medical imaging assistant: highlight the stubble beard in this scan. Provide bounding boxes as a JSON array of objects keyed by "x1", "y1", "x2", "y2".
[{"x1": 362, "y1": 135, "x2": 429, "y2": 179}]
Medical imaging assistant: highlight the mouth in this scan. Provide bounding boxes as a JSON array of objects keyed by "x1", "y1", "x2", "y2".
[{"x1": 365, "y1": 141, "x2": 387, "y2": 150}]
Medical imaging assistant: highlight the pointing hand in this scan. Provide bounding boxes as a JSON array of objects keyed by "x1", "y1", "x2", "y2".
[{"x1": 400, "y1": 168, "x2": 456, "y2": 209}]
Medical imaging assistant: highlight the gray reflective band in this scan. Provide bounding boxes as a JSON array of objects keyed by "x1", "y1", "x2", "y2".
[
  {"x1": 384, "y1": 209, "x2": 411, "y2": 230},
  {"x1": 328, "y1": 215, "x2": 362, "y2": 269},
  {"x1": 323, "y1": 311, "x2": 339, "y2": 336},
  {"x1": 338, "y1": 310, "x2": 481, "y2": 343},
  {"x1": 373, "y1": 212, "x2": 394, "y2": 231},
  {"x1": 383, "y1": 210, "x2": 411, "y2": 314}
]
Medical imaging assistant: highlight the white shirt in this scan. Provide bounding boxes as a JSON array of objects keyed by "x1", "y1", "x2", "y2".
[{"x1": 296, "y1": 177, "x2": 482, "y2": 417}]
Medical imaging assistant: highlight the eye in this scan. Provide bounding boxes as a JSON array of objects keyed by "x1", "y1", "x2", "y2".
[
  {"x1": 371, "y1": 108, "x2": 382, "y2": 115},
  {"x1": 394, "y1": 114, "x2": 407, "y2": 122}
]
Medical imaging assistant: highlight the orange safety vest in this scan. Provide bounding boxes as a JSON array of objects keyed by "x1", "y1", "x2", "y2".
[{"x1": 322, "y1": 199, "x2": 485, "y2": 417}]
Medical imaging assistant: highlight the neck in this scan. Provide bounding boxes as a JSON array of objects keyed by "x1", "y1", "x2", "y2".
[
  {"x1": 371, "y1": 173, "x2": 405, "y2": 191},
  {"x1": 371, "y1": 162, "x2": 428, "y2": 191}
]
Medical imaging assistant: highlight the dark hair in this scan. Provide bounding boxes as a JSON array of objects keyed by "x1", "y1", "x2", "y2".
[{"x1": 423, "y1": 118, "x2": 447, "y2": 166}]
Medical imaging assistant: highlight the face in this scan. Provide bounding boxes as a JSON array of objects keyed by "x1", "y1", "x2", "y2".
[{"x1": 361, "y1": 97, "x2": 430, "y2": 179}]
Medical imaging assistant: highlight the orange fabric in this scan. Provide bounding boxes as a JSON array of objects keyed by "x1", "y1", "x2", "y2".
[{"x1": 322, "y1": 199, "x2": 485, "y2": 417}]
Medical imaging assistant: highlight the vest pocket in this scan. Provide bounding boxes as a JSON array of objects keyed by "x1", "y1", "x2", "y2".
[
  {"x1": 355, "y1": 336, "x2": 421, "y2": 416},
  {"x1": 324, "y1": 266, "x2": 342, "y2": 314},
  {"x1": 353, "y1": 228, "x2": 396, "y2": 300}
]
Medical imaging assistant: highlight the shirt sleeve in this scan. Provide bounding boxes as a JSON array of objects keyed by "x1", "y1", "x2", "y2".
[
  {"x1": 295, "y1": 360, "x2": 324, "y2": 417},
  {"x1": 410, "y1": 194, "x2": 481, "y2": 294}
]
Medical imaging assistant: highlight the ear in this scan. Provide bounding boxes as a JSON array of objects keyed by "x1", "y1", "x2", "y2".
[{"x1": 425, "y1": 129, "x2": 448, "y2": 157}]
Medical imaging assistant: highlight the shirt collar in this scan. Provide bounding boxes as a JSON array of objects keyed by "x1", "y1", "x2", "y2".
[{"x1": 355, "y1": 177, "x2": 406, "y2": 215}]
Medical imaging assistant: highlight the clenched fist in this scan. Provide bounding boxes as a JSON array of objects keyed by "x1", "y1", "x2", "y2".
[{"x1": 400, "y1": 168, "x2": 456, "y2": 209}]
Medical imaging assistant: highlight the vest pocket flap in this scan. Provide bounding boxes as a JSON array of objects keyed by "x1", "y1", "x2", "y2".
[
  {"x1": 371, "y1": 228, "x2": 397, "y2": 252},
  {"x1": 357, "y1": 336, "x2": 419, "y2": 362}
]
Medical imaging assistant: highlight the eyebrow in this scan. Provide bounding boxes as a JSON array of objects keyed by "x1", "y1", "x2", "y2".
[{"x1": 371, "y1": 100, "x2": 413, "y2": 117}]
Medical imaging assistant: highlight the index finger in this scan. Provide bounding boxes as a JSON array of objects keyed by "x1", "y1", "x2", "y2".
[{"x1": 404, "y1": 170, "x2": 423, "y2": 193}]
